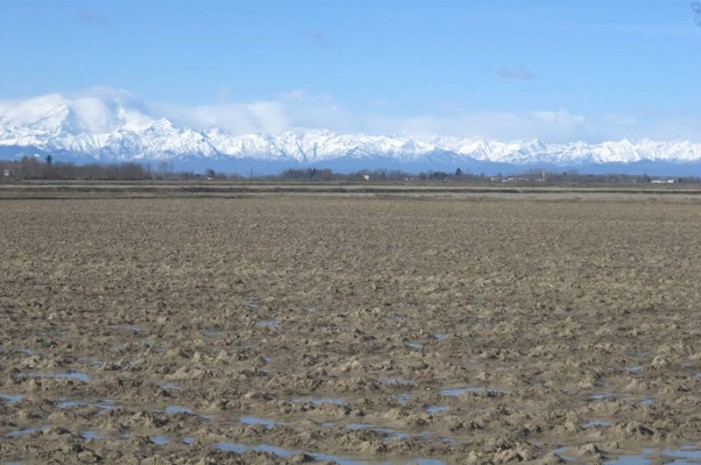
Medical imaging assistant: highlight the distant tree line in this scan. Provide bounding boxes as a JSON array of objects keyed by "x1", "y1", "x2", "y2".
[
  {"x1": 2, "y1": 156, "x2": 699, "y2": 184},
  {"x1": 273, "y1": 167, "x2": 699, "y2": 184},
  {"x1": 1, "y1": 156, "x2": 154, "y2": 180},
  {"x1": 0, "y1": 156, "x2": 247, "y2": 181}
]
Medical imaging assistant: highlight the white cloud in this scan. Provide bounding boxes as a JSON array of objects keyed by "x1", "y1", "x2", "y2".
[
  {"x1": 158, "y1": 90, "x2": 352, "y2": 135},
  {"x1": 7, "y1": 86, "x2": 699, "y2": 143},
  {"x1": 635, "y1": 115, "x2": 701, "y2": 142},
  {"x1": 143, "y1": 89, "x2": 701, "y2": 143},
  {"x1": 360, "y1": 109, "x2": 596, "y2": 143},
  {"x1": 160, "y1": 101, "x2": 287, "y2": 134}
]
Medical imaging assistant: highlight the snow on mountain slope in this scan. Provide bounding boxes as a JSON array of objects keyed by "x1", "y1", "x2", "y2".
[{"x1": 1, "y1": 90, "x2": 701, "y2": 170}]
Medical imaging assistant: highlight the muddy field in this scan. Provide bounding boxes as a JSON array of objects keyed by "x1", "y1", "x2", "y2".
[{"x1": 1, "y1": 192, "x2": 700, "y2": 464}]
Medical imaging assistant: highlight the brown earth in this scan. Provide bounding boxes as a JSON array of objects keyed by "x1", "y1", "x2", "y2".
[{"x1": 0, "y1": 192, "x2": 700, "y2": 464}]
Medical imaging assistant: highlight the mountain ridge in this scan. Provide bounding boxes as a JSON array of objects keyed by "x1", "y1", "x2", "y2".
[{"x1": 2, "y1": 90, "x2": 701, "y2": 175}]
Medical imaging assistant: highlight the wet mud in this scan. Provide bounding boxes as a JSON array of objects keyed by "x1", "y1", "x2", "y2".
[{"x1": 1, "y1": 194, "x2": 700, "y2": 464}]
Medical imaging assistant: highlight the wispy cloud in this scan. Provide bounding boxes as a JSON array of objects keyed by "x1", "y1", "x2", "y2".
[
  {"x1": 363, "y1": 109, "x2": 594, "y2": 142},
  {"x1": 78, "y1": 10, "x2": 106, "y2": 26},
  {"x1": 156, "y1": 91, "x2": 602, "y2": 142},
  {"x1": 693, "y1": 2, "x2": 701, "y2": 26},
  {"x1": 306, "y1": 31, "x2": 331, "y2": 49},
  {"x1": 160, "y1": 90, "x2": 350, "y2": 135},
  {"x1": 497, "y1": 65, "x2": 535, "y2": 80},
  {"x1": 145, "y1": 90, "x2": 701, "y2": 143}
]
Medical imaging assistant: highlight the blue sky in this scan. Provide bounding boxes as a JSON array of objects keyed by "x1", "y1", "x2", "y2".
[{"x1": 1, "y1": 0, "x2": 700, "y2": 142}]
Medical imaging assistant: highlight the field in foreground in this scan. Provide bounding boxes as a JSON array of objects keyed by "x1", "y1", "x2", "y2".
[{"x1": 1, "y1": 192, "x2": 700, "y2": 464}]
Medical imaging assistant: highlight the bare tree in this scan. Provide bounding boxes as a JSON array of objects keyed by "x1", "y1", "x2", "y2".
[{"x1": 158, "y1": 161, "x2": 173, "y2": 179}]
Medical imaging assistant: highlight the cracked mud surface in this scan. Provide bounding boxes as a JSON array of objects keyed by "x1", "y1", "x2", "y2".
[{"x1": 1, "y1": 193, "x2": 700, "y2": 464}]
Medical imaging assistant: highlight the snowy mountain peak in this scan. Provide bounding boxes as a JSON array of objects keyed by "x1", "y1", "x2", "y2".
[
  {"x1": 0, "y1": 89, "x2": 154, "y2": 137},
  {"x1": 1, "y1": 89, "x2": 701, "y2": 174}
]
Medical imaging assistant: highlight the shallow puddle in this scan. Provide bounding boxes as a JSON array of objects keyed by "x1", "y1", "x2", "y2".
[
  {"x1": 215, "y1": 442, "x2": 283, "y2": 454},
  {"x1": 0, "y1": 394, "x2": 23, "y2": 404},
  {"x1": 591, "y1": 392, "x2": 628, "y2": 401},
  {"x1": 164, "y1": 405, "x2": 193, "y2": 415},
  {"x1": 239, "y1": 415, "x2": 286, "y2": 427},
  {"x1": 150, "y1": 435, "x2": 169, "y2": 445},
  {"x1": 81, "y1": 431, "x2": 104, "y2": 440},
  {"x1": 552, "y1": 446, "x2": 569, "y2": 458},
  {"x1": 663, "y1": 446, "x2": 701, "y2": 461},
  {"x1": 57, "y1": 399, "x2": 114, "y2": 411},
  {"x1": 380, "y1": 377, "x2": 416, "y2": 387},
  {"x1": 425, "y1": 405, "x2": 447, "y2": 414},
  {"x1": 405, "y1": 341, "x2": 424, "y2": 350},
  {"x1": 441, "y1": 386, "x2": 504, "y2": 396},
  {"x1": 665, "y1": 446, "x2": 701, "y2": 456},
  {"x1": 345, "y1": 422, "x2": 431, "y2": 441},
  {"x1": 109, "y1": 324, "x2": 142, "y2": 333},
  {"x1": 392, "y1": 393, "x2": 412, "y2": 404},
  {"x1": 598, "y1": 445, "x2": 701, "y2": 464},
  {"x1": 5, "y1": 426, "x2": 46, "y2": 438},
  {"x1": 581, "y1": 420, "x2": 610, "y2": 429},
  {"x1": 293, "y1": 396, "x2": 346, "y2": 405},
  {"x1": 604, "y1": 456, "x2": 649, "y2": 464},
  {"x1": 255, "y1": 320, "x2": 280, "y2": 328},
  {"x1": 17, "y1": 371, "x2": 91, "y2": 383},
  {"x1": 78, "y1": 356, "x2": 105, "y2": 367},
  {"x1": 203, "y1": 330, "x2": 227, "y2": 338},
  {"x1": 433, "y1": 333, "x2": 448, "y2": 341},
  {"x1": 158, "y1": 405, "x2": 210, "y2": 422},
  {"x1": 213, "y1": 441, "x2": 446, "y2": 465}
]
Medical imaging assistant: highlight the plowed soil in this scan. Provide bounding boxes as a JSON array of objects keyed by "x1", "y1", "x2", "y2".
[{"x1": 1, "y1": 192, "x2": 700, "y2": 464}]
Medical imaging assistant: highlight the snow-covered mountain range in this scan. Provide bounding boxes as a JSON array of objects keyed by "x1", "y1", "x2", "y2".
[{"x1": 2, "y1": 90, "x2": 701, "y2": 176}]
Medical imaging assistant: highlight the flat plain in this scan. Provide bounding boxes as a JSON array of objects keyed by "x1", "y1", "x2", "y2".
[{"x1": 1, "y1": 187, "x2": 700, "y2": 464}]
